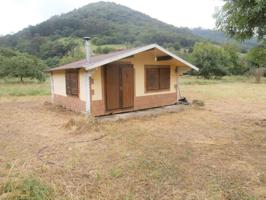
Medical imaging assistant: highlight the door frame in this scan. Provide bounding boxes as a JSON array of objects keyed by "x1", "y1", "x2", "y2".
[{"x1": 104, "y1": 62, "x2": 135, "y2": 113}]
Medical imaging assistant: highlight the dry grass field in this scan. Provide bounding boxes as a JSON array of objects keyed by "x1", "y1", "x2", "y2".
[{"x1": 0, "y1": 77, "x2": 266, "y2": 200}]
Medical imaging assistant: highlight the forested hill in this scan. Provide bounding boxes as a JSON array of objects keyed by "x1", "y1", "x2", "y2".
[
  {"x1": 191, "y1": 28, "x2": 257, "y2": 50},
  {"x1": 0, "y1": 1, "x2": 202, "y2": 67},
  {"x1": 0, "y1": 1, "x2": 256, "y2": 68}
]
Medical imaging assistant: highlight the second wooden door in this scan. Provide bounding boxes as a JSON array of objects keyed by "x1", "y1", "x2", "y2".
[{"x1": 105, "y1": 63, "x2": 134, "y2": 111}]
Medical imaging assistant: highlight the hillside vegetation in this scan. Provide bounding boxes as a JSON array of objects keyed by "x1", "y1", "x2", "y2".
[
  {"x1": 0, "y1": 2, "x2": 201, "y2": 67},
  {"x1": 0, "y1": 1, "x2": 263, "y2": 81},
  {"x1": 191, "y1": 28, "x2": 257, "y2": 51}
]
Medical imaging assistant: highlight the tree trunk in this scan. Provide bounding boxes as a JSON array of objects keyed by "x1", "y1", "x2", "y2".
[
  {"x1": 20, "y1": 76, "x2": 23, "y2": 82},
  {"x1": 255, "y1": 68, "x2": 263, "y2": 83}
]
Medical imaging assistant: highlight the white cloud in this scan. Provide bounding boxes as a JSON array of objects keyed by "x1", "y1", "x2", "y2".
[{"x1": 0, "y1": 0, "x2": 224, "y2": 36}]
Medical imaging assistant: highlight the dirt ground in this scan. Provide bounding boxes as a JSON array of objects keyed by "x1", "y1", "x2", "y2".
[{"x1": 0, "y1": 82, "x2": 266, "y2": 200}]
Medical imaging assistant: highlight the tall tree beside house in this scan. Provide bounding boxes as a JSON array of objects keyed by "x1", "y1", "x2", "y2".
[
  {"x1": 215, "y1": 0, "x2": 266, "y2": 40},
  {"x1": 0, "y1": 48, "x2": 46, "y2": 82},
  {"x1": 222, "y1": 43, "x2": 248, "y2": 75},
  {"x1": 191, "y1": 42, "x2": 232, "y2": 79},
  {"x1": 246, "y1": 41, "x2": 266, "y2": 68},
  {"x1": 245, "y1": 41, "x2": 266, "y2": 82}
]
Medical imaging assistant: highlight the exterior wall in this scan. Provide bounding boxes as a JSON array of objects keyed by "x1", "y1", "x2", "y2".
[
  {"x1": 91, "y1": 68, "x2": 103, "y2": 101},
  {"x1": 51, "y1": 69, "x2": 86, "y2": 113},
  {"x1": 90, "y1": 92, "x2": 177, "y2": 116},
  {"x1": 54, "y1": 94, "x2": 86, "y2": 113},
  {"x1": 91, "y1": 100, "x2": 105, "y2": 116},
  {"x1": 90, "y1": 50, "x2": 182, "y2": 116},
  {"x1": 134, "y1": 92, "x2": 177, "y2": 110},
  {"x1": 90, "y1": 51, "x2": 180, "y2": 102},
  {"x1": 51, "y1": 50, "x2": 185, "y2": 115},
  {"x1": 126, "y1": 51, "x2": 177, "y2": 97},
  {"x1": 53, "y1": 71, "x2": 66, "y2": 96}
]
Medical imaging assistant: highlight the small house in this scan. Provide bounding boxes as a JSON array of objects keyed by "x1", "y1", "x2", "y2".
[{"x1": 48, "y1": 42, "x2": 198, "y2": 116}]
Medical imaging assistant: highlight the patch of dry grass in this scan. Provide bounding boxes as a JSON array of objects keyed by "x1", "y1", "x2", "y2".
[{"x1": 0, "y1": 80, "x2": 266, "y2": 199}]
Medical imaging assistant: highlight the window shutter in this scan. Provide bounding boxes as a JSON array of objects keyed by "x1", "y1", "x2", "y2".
[
  {"x1": 65, "y1": 70, "x2": 79, "y2": 96},
  {"x1": 146, "y1": 68, "x2": 159, "y2": 90},
  {"x1": 159, "y1": 68, "x2": 170, "y2": 89},
  {"x1": 70, "y1": 72, "x2": 79, "y2": 96},
  {"x1": 145, "y1": 66, "x2": 170, "y2": 92}
]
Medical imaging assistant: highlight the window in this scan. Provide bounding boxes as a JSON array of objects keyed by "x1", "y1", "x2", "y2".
[
  {"x1": 65, "y1": 69, "x2": 79, "y2": 96},
  {"x1": 145, "y1": 66, "x2": 170, "y2": 92}
]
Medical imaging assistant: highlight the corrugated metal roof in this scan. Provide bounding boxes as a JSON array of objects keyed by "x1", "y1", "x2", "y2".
[
  {"x1": 48, "y1": 44, "x2": 198, "y2": 72},
  {"x1": 48, "y1": 47, "x2": 141, "y2": 71}
]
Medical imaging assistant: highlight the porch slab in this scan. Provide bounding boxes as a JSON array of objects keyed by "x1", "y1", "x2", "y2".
[{"x1": 96, "y1": 104, "x2": 188, "y2": 122}]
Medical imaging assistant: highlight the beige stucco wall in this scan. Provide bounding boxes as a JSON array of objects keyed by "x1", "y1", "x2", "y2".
[
  {"x1": 52, "y1": 71, "x2": 66, "y2": 96},
  {"x1": 91, "y1": 68, "x2": 102, "y2": 101},
  {"x1": 52, "y1": 69, "x2": 86, "y2": 101},
  {"x1": 52, "y1": 50, "x2": 190, "y2": 103},
  {"x1": 125, "y1": 51, "x2": 178, "y2": 97},
  {"x1": 91, "y1": 50, "x2": 184, "y2": 101}
]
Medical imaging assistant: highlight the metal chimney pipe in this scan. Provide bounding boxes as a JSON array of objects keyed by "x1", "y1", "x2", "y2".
[{"x1": 83, "y1": 37, "x2": 91, "y2": 63}]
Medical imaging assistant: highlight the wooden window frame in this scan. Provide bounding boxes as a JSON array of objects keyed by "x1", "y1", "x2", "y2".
[
  {"x1": 65, "y1": 69, "x2": 79, "y2": 97},
  {"x1": 145, "y1": 65, "x2": 170, "y2": 93}
]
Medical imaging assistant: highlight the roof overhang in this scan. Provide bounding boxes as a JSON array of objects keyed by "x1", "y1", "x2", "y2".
[
  {"x1": 47, "y1": 44, "x2": 198, "y2": 72},
  {"x1": 85, "y1": 44, "x2": 198, "y2": 71}
]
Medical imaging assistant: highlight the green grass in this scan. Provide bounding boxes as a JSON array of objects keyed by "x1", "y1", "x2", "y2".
[
  {"x1": 0, "y1": 78, "x2": 50, "y2": 96},
  {"x1": 180, "y1": 75, "x2": 266, "y2": 85},
  {"x1": 1, "y1": 176, "x2": 54, "y2": 200},
  {"x1": 1, "y1": 75, "x2": 265, "y2": 97}
]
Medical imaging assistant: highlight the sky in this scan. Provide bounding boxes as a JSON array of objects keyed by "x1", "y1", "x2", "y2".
[{"x1": 0, "y1": 0, "x2": 224, "y2": 36}]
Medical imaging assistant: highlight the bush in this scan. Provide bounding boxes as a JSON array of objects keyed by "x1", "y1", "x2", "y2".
[
  {"x1": 191, "y1": 42, "x2": 231, "y2": 79},
  {"x1": 0, "y1": 48, "x2": 46, "y2": 82},
  {"x1": 0, "y1": 176, "x2": 54, "y2": 200},
  {"x1": 94, "y1": 46, "x2": 115, "y2": 54}
]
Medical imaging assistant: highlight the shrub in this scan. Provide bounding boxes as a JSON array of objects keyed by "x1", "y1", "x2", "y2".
[
  {"x1": 94, "y1": 46, "x2": 115, "y2": 54},
  {"x1": 191, "y1": 42, "x2": 231, "y2": 79},
  {"x1": 0, "y1": 176, "x2": 54, "y2": 200}
]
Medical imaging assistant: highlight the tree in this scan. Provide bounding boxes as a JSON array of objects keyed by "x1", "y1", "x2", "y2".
[
  {"x1": 246, "y1": 41, "x2": 266, "y2": 83},
  {"x1": 94, "y1": 46, "x2": 115, "y2": 54},
  {"x1": 246, "y1": 41, "x2": 266, "y2": 68},
  {"x1": 0, "y1": 1, "x2": 199, "y2": 64},
  {"x1": 222, "y1": 43, "x2": 248, "y2": 75},
  {"x1": 59, "y1": 46, "x2": 84, "y2": 65},
  {"x1": 191, "y1": 42, "x2": 231, "y2": 79},
  {"x1": 0, "y1": 48, "x2": 46, "y2": 82},
  {"x1": 216, "y1": 0, "x2": 266, "y2": 40}
]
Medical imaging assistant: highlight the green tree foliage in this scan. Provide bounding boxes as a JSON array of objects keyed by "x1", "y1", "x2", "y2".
[
  {"x1": 191, "y1": 28, "x2": 258, "y2": 50},
  {"x1": 163, "y1": 42, "x2": 181, "y2": 51},
  {"x1": 191, "y1": 42, "x2": 231, "y2": 79},
  {"x1": 246, "y1": 41, "x2": 266, "y2": 82},
  {"x1": 0, "y1": 48, "x2": 46, "y2": 82},
  {"x1": 0, "y1": 2, "x2": 200, "y2": 66},
  {"x1": 94, "y1": 46, "x2": 115, "y2": 54},
  {"x1": 191, "y1": 42, "x2": 248, "y2": 78},
  {"x1": 222, "y1": 44, "x2": 248, "y2": 75},
  {"x1": 246, "y1": 40, "x2": 266, "y2": 68},
  {"x1": 59, "y1": 46, "x2": 84, "y2": 65},
  {"x1": 216, "y1": 0, "x2": 266, "y2": 40}
]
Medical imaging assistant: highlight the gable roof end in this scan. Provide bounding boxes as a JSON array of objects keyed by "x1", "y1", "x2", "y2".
[
  {"x1": 47, "y1": 44, "x2": 198, "y2": 72},
  {"x1": 85, "y1": 44, "x2": 198, "y2": 71}
]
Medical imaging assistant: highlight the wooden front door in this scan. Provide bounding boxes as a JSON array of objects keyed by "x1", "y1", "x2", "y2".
[{"x1": 105, "y1": 63, "x2": 134, "y2": 111}]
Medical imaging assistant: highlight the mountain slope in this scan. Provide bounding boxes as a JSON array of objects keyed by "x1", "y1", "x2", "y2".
[
  {"x1": 29, "y1": 2, "x2": 197, "y2": 42},
  {"x1": 0, "y1": 2, "x2": 203, "y2": 66},
  {"x1": 191, "y1": 28, "x2": 257, "y2": 50}
]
